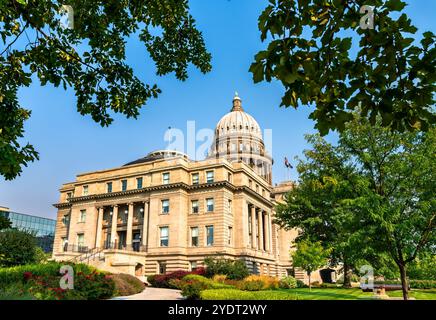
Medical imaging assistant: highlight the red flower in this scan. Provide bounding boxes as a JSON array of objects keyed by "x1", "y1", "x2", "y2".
[{"x1": 23, "y1": 272, "x2": 33, "y2": 281}]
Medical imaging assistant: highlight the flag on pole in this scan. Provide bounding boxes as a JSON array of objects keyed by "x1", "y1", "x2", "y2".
[{"x1": 284, "y1": 157, "x2": 293, "y2": 169}]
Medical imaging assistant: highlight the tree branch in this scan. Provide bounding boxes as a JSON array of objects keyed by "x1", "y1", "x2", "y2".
[{"x1": 0, "y1": 22, "x2": 29, "y2": 56}]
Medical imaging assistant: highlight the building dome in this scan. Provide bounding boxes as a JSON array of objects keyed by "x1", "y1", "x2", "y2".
[
  {"x1": 209, "y1": 93, "x2": 272, "y2": 183},
  {"x1": 215, "y1": 109, "x2": 262, "y2": 140}
]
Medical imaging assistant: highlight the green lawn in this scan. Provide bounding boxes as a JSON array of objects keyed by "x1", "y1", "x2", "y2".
[
  {"x1": 283, "y1": 288, "x2": 374, "y2": 300},
  {"x1": 201, "y1": 287, "x2": 436, "y2": 300},
  {"x1": 386, "y1": 289, "x2": 436, "y2": 300}
]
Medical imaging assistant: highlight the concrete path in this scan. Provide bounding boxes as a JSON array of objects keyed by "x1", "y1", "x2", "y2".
[{"x1": 112, "y1": 287, "x2": 184, "y2": 300}]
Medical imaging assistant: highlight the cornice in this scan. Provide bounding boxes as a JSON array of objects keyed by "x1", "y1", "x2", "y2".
[{"x1": 53, "y1": 181, "x2": 273, "y2": 208}]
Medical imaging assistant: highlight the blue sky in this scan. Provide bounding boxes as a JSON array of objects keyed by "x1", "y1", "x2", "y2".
[{"x1": 1, "y1": 0, "x2": 435, "y2": 219}]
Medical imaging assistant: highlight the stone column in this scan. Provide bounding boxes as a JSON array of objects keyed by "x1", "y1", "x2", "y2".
[
  {"x1": 95, "y1": 207, "x2": 104, "y2": 249},
  {"x1": 250, "y1": 205, "x2": 256, "y2": 249},
  {"x1": 142, "y1": 201, "x2": 149, "y2": 249},
  {"x1": 258, "y1": 208, "x2": 264, "y2": 251},
  {"x1": 126, "y1": 203, "x2": 134, "y2": 250},
  {"x1": 264, "y1": 211, "x2": 270, "y2": 252},
  {"x1": 110, "y1": 205, "x2": 118, "y2": 248}
]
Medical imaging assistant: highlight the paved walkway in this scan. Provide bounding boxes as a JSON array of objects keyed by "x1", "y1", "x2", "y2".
[{"x1": 112, "y1": 287, "x2": 184, "y2": 300}]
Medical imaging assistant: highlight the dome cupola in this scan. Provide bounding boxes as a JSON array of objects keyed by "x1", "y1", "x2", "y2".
[{"x1": 209, "y1": 93, "x2": 272, "y2": 183}]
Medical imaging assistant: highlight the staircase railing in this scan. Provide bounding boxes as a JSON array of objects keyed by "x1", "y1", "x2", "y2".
[{"x1": 69, "y1": 247, "x2": 104, "y2": 264}]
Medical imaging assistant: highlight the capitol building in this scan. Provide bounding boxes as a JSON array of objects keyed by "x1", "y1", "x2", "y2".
[{"x1": 52, "y1": 94, "x2": 299, "y2": 277}]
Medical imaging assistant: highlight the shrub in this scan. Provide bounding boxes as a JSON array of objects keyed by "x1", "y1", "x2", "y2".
[
  {"x1": 237, "y1": 280, "x2": 264, "y2": 291},
  {"x1": 212, "y1": 274, "x2": 227, "y2": 283},
  {"x1": 279, "y1": 276, "x2": 297, "y2": 289},
  {"x1": 410, "y1": 280, "x2": 436, "y2": 289},
  {"x1": 200, "y1": 289, "x2": 298, "y2": 300},
  {"x1": 0, "y1": 229, "x2": 38, "y2": 267},
  {"x1": 311, "y1": 281, "x2": 321, "y2": 287},
  {"x1": 110, "y1": 273, "x2": 146, "y2": 296},
  {"x1": 183, "y1": 274, "x2": 233, "y2": 289},
  {"x1": 204, "y1": 257, "x2": 249, "y2": 280},
  {"x1": 147, "y1": 268, "x2": 206, "y2": 288},
  {"x1": 0, "y1": 282, "x2": 34, "y2": 300},
  {"x1": 244, "y1": 275, "x2": 279, "y2": 290},
  {"x1": 296, "y1": 279, "x2": 307, "y2": 288},
  {"x1": 377, "y1": 279, "x2": 436, "y2": 289},
  {"x1": 0, "y1": 261, "x2": 116, "y2": 300},
  {"x1": 180, "y1": 280, "x2": 208, "y2": 300}
]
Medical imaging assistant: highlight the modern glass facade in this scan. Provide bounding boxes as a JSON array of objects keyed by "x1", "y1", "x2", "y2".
[{"x1": 0, "y1": 210, "x2": 56, "y2": 252}]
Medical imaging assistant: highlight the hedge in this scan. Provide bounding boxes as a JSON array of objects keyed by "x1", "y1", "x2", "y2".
[
  {"x1": 200, "y1": 289, "x2": 298, "y2": 300},
  {"x1": 376, "y1": 279, "x2": 436, "y2": 289}
]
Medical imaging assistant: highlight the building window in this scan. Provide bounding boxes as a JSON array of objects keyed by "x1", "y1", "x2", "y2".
[
  {"x1": 162, "y1": 172, "x2": 170, "y2": 185},
  {"x1": 136, "y1": 177, "x2": 143, "y2": 189},
  {"x1": 249, "y1": 179, "x2": 252, "y2": 188},
  {"x1": 262, "y1": 189, "x2": 265, "y2": 197},
  {"x1": 227, "y1": 172, "x2": 232, "y2": 182},
  {"x1": 107, "y1": 182, "x2": 112, "y2": 193},
  {"x1": 66, "y1": 192, "x2": 72, "y2": 200},
  {"x1": 228, "y1": 199, "x2": 232, "y2": 214},
  {"x1": 192, "y1": 173, "x2": 199, "y2": 185},
  {"x1": 62, "y1": 214, "x2": 70, "y2": 226},
  {"x1": 190, "y1": 261, "x2": 198, "y2": 271},
  {"x1": 159, "y1": 227, "x2": 169, "y2": 247},
  {"x1": 78, "y1": 209, "x2": 86, "y2": 223},
  {"x1": 228, "y1": 226, "x2": 233, "y2": 245},
  {"x1": 82, "y1": 185, "x2": 88, "y2": 196},
  {"x1": 61, "y1": 237, "x2": 68, "y2": 252},
  {"x1": 158, "y1": 262, "x2": 166, "y2": 274},
  {"x1": 206, "y1": 225, "x2": 214, "y2": 246},
  {"x1": 206, "y1": 171, "x2": 214, "y2": 183},
  {"x1": 206, "y1": 198, "x2": 214, "y2": 212},
  {"x1": 256, "y1": 184, "x2": 259, "y2": 193},
  {"x1": 121, "y1": 179, "x2": 127, "y2": 192},
  {"x1": 161, "y1": 199, "x2": 170, "y2": 214},
  {"x1": 191, "y1": 227, "x2": 199, "y2": 247},
  {"x1": 191, "y1": 200, "x2": 199, "y2": 214},
  {"x1": 248, "y1": 214, "x2": 252, "y2": 246},
  {"x1": 77, "y1": 233, "x2": 85, "y2": 248}
]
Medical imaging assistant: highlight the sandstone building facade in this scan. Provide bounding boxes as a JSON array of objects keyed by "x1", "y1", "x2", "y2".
[{"x1": 52, "y1": 94, "x2": 297, "y2": 277}]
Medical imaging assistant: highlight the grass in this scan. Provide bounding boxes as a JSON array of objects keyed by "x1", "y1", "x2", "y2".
[
  {"x1": 200, "y1": 287, "x2": 436, "y2": 300},
  {"x1": 386, "y1": 289, "x2": 436, "y2": 300}
]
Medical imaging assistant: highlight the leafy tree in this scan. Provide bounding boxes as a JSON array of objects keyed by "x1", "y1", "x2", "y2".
[
  {"x1": 0, "y1": 229, "x2": 38, "y2": 267},
  {"x1": 204, "y1": 256, "x2": 249, "y2": 280},
  {"x1": 291, "y1": 239, "x2": 331, "y2": 290},
  {"x1": 250, "y1": 0, "x2": 435, "y2": 135},
  {"x1": 276, "y1": 142, "x2": 374, "y2": 287},
  {"x1": 0, "y1": 0, "x2": 211, "y2": 180},
  {"x1": 407, "y1": 252, "x2": 436, "y2": 281},
  {"x1": 277, "y1": 115, "x2": 436, "y2": 299},
  {"x1": 0, "y1": 214, "x2": 12, "y2": 230}
]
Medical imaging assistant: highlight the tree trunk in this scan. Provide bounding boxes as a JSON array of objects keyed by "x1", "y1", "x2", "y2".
[
  {"x1": 308, "y1": 272, "x2": 311, "y2": 291},
  {"x1": 343, "y1": 262, "x2": 352, "y2": 288},
  {"x1": 398, "y1": 262, "x2": 409, "y2": 300}
]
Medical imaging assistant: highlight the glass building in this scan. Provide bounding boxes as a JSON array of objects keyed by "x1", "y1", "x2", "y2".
[{"x1": 0, "y1": 208, "x2": 56, "y2": 253}]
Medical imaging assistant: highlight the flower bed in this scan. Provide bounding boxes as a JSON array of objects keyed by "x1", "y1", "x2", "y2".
[
  {"x1": 147, "y1": 267, "x2": 206, "y2": 288},
  {"x1": 0, "y1": 261, "x2": 116, "y2": 300}
]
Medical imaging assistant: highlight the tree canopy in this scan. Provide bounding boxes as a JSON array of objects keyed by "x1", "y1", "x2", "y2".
[
  {"x1": 291, "y1": 239, "x2": 330, "y2": 289},
  {"x1": 0, "y1": 0, "x2": 211, "y2": 180},
  {"x1": 250, "y1": 0, "x2": 435, "y2": 135},
  {"x1": 276, "y1": 115, "x2": 436, "y2": 299}
]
